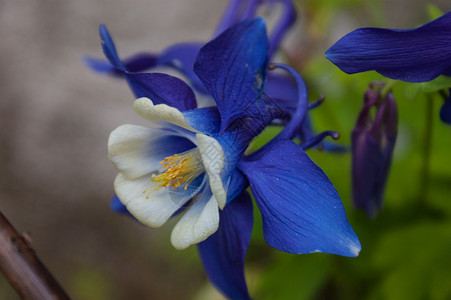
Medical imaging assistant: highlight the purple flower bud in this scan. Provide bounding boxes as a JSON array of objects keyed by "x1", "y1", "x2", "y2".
[{"x1": 351, "y1": 86, "x2": 398, "y2": 217}]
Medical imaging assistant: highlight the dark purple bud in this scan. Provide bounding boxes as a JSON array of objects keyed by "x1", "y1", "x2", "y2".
[
  {"x1": 439, "y1": 89, "x2": 451, "y2": 125},
  {"x1": 352, "y1": 86, "x2": 398, "y2": 217}
]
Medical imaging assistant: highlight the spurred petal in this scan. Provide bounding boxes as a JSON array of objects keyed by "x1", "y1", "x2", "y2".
[
  {"x1": 326, "y1": 12, "x2": 451, "y2": 82},
  {"x1": 198, "y1": 191, "x2": 253, "y2": 300},
  {"x1": 194, "y1": 18, "x2": 269, "y2": 131},
  {"x1": 239, "y1": 139, "x2": 361, "y2": 257}
]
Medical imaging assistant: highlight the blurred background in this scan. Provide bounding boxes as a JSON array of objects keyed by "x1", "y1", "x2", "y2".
[{"x1": 1, "y1": 0, "x2": 450, "y2": 299}]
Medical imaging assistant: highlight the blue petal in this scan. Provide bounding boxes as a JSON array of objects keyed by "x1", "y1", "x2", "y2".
[
  {"x1": 194, "y1": 18, "x2": 269, "y2": 131},
  {"x1": 326, "y1": 12, "x2": 451, "y2": 82},
  {"x1": 440, "y1": 90, "x2": 451, "y2": 124},
  {"x1": 126, "y1": 72, "x2": 197, "y2": 111},
  {"x1": 198, "y1": 191, "x2": 253, "y2": 300},
  {"x1": 238, "y1": 139, "x2": 361, "y2": 257}
]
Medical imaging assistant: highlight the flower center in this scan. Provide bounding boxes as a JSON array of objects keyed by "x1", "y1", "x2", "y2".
[{"x1": 144, "y1": 148, "x2": 204, "y2": 198}]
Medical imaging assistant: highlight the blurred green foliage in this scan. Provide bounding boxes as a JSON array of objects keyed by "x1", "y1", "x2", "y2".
[{"x1": 242, "y1": 1, "x2": 451, "y2": 299}]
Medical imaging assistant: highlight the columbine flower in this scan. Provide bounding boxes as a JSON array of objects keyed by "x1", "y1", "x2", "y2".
[
  {"x1": 352, "y1": 84, "x2": 398, "y2": 217},
  {"x1": 325, "y1": 12, "x2": 451, "y2": 83},
  {"x1": 107, "y1": 18, "x2": 360, "y2": 299}
]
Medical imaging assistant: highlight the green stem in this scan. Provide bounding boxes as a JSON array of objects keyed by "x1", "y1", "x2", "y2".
[{"x1": 418, "y1": 94, "x2": 434, "y2": 207}]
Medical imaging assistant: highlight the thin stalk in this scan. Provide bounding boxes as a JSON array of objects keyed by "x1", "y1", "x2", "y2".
[{"x1": 418, "y1": 95, "x2": 434, "y2": 208}]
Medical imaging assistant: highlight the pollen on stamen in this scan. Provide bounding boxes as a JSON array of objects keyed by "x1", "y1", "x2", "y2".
[{"x1": 143, "y1": 149, "x2": 204, "y2": 199}]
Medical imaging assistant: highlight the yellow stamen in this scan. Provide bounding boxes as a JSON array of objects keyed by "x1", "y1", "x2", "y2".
[{"x1": 144, "y1": 148, "x2": 204, "y2": 198}]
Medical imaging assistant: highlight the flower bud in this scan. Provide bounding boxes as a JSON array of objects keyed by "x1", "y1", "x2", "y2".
[{"x1": 351, "y1": 85, "x2": 398, "y2": 217}]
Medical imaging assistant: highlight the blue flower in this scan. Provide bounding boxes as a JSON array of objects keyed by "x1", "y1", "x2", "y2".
[
  {"x1": 107, "y1": 18, "x2": 360, "y2": 299},
  {"x1": 325, "y1": 12, "x2": 451, "y2": 83},
  {"x1": 352, "y1": 85, "x2": 398, "y2": 217}
]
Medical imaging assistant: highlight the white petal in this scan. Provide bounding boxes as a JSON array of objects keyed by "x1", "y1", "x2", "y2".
[
  {"x1": 108, "y1": 125, "x2": 172, "y2": 179},
  {"x1": 170, "y1": 191, "x2": 220, "y2": 250},
  {"x1": 133, "y1": 98, "x2": 198, "y2": 132},
  {"x1": 196, "y1": 133, "x2": 227, "y2": 209},
  {"x1": 108, "y1": 124, "x2": 196, "y2": 179},
  {"x1": 114, "y1": 173, "x2": 194, "y2": 227}
]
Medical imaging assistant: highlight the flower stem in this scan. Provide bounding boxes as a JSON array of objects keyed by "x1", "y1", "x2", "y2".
[{"x1": 418, "y1": 94, "x2": 434, "y2": 208}]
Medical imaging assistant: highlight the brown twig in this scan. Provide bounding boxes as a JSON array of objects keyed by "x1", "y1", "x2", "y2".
[{"x1": 0, "y1": 210, "x2": 70, "y2": 300}]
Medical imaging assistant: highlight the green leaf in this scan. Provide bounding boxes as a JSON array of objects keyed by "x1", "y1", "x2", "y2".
[
  {"x1": 369, "y1": 221, "x2": 451, "y2": 300},
  {"x1": 256, "y1": 254, "x2": 332, "y2": 300}
]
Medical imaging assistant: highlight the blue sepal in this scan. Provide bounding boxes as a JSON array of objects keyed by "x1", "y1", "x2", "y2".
[
  {"x1": 326, "y1": 12, "x2": 451, "y2": 82},
  {"x1": 194, "y1": 18, "x2": 269, "y2": 131},
  {"x1": 239, "y1": 139, "x2": 361, "y2": 257},
  {"x1": 125, "y1": 72, "x2": 197, "y2": 111},
  {"x1": 198, "y1": 190, "x2": 253, "y2": 300}
]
